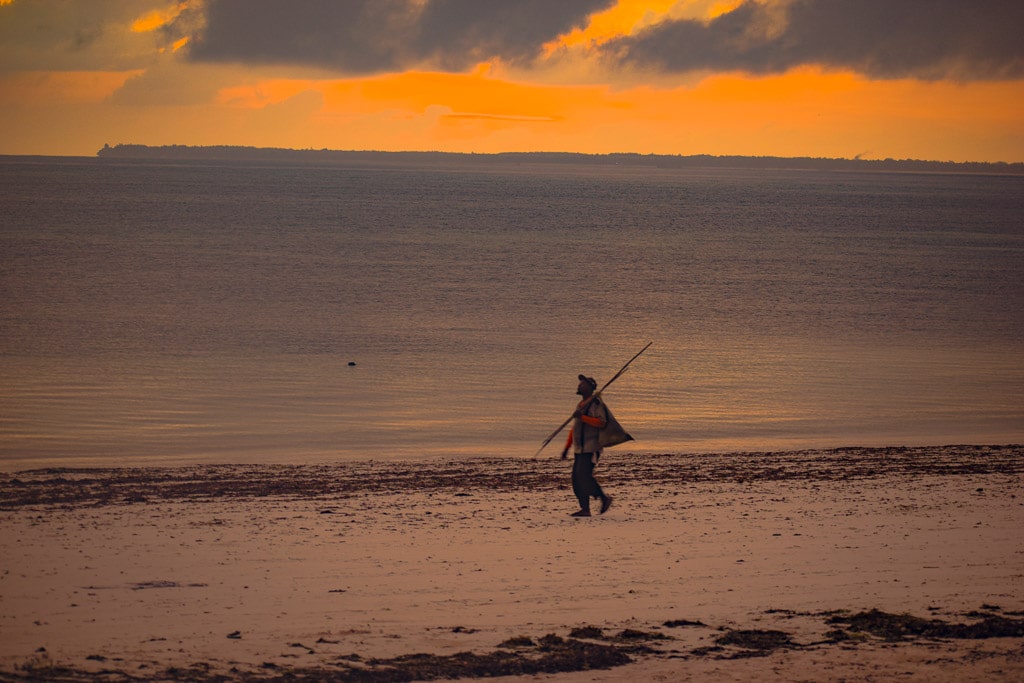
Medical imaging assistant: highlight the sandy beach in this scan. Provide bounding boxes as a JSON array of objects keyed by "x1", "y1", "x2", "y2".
[{"x1": 1, "y1": 445, "x2": 1022, "y2": 681}]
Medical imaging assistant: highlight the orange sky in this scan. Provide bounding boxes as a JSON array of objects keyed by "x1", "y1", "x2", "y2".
[{"x1": 0, "y1": 0, "x2": 1021, "y2": 161}]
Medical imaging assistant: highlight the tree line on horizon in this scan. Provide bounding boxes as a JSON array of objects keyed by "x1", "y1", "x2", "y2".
[{"x1": 96, "y1": 143, "x2": 1023, "y2": 174}]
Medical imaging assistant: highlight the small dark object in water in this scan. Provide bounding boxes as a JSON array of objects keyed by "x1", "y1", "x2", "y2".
[{"x1": 348, "y1": 361, "x2": 356, "y2": 366}]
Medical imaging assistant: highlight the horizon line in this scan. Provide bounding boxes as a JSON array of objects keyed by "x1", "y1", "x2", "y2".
[{"x1": 99, "y1": 143, "x2": 1024, "y2": 166}]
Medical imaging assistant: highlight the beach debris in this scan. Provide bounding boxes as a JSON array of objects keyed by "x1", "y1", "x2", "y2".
[
  {"x1": 567, "y1": 625, "x2": 670, "y2": 644},
  {"x1": 226, "y1": 631, "x2": 241, "y2": 639},
  {"x1": 716, "y1": 629, "x2": 797, "y2": 651},
  {"x1": 3, "y1": 445, "x2": 1023, "y2": 511},
  {"x1": 11, "y1": 609, "x2": 1024, "y2": 681},
  {"x1": 129, "y1": 580, "x2": 207, "y2": 590},
  {"x1": 498, "y1": 636, "x2": 535, "y2": 648},
  {"x1": 616, "y1": 628, "x2": 670, "y2": 642},
  {"x1": 690, "y1": 628, "x2": 800, "y2": 660},
  {"x1": 826, "y1": 608, "x2": 1024, "y2": 641},
  {"x1": 569, "y1": 626, "x2": 604, "y2": 639},
  {"x1": 131, "y1": 580, "x2": 179, "y2": 590},
  {"x1": 351, "y1": 632, "x2": 632, "y2": 680}
]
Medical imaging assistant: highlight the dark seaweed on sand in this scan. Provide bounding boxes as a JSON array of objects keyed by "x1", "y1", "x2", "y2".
[
  {"x1": 690, "y1": 628, "x2": 800, "y2": 660},
  {"x1": 9, "y1": 609, "x2": 1024, "y2": 682},
  {"x1": 3, "y1": 445, "x2": 1021, "y2": 511},
  {"x1": 827, "y1": 608, "x2": 1024, "y2": 641},
  {"x1": 686, "y1": 608, "x2": 1024, "y2": 662},
  {"x1": 6, "y1": 633, "x2": 636, "y2": 682},
  {"x1": 354, "y1": 635, "x2": 632, "y2": 681},
  {"x1": 715, "y1": 629, "x2": 797, "y2": 650}
]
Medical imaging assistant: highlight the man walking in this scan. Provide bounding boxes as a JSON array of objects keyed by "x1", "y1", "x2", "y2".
[{"x1": 561, "y1": 374, "x2": 614, "y2": 517}]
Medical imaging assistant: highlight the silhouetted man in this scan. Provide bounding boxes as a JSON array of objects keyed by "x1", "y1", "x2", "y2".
[{"x1": 561, "y1": 374, "x2": 613, "y2": 517}]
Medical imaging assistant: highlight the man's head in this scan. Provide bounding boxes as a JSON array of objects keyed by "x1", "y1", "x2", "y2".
[{"x1": 577, "y1": 374, "x2": 598, "y2": 397}]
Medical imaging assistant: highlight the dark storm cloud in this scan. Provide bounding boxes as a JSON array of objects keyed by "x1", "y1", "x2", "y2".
[
  {"x1": 184, "y1": 0, "x2": 615, "y2": 72},
  {"x1": 412, "y1": 0, "x2": 613, "y2": 69},
  {"x1": 0, "y1": 0, "x2": 157, "y2": 72},
  {"x1": 606, "y1": 0, "x2": 1024, "y2": 81}
]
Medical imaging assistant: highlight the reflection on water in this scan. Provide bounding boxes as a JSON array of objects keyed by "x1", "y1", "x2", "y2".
[{"x1": 2, "y1": 158, "x2": 1022, "y2": 468}]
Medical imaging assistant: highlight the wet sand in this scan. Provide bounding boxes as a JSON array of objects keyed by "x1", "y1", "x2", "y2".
[{"x1": 1, "y1": 445, "x2": 1022, "y2": 681}]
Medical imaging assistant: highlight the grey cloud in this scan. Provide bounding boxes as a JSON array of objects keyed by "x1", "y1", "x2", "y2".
[
  {"x1": 184, "y1": 0, "x2": 412, "y2": 72},
  {"x1": 412, "y1": 0, "x2": 613, "y2": 69},
  {"x1": 604, "y1": 0, "x2": 1024, "y2": 81},
  {"x1": 0, "y1": 0, "x2": 160, "y2": 72},
  {"x1": 106, "y1": 62, "x2": 227, "y2": 106},
  {"x1": 184, "y1": 0, "x2": 616, "y2": 72}
]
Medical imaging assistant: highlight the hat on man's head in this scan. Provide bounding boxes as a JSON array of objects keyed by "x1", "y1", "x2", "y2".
[{"x1": 578, "y1": 374, "x2": 598, "y2": 390}]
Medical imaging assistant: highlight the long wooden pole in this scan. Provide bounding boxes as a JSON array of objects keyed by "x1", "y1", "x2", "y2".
[{"x1": 535, "y1": 341, "x2": 652, "y2": 457}]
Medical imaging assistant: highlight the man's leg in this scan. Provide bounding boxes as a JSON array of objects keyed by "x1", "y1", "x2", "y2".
[
  {"x1": 588, "y1": 455, "x2": 613, "y2": 514},
  {"x1": 571, "y1": 454, "x2": 592, "y2": 514}
]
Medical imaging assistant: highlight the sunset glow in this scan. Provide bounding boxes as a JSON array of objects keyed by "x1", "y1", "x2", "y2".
[
  {"x1": 3, "y1": 6, "x2": 1023, "y2": 681},
  {"x1": 131, "y1": 3, "x2": 189, "y2": 34},
  {"x1": 543, "y1": 0, "x2": 682, "y2": 53},
  {"x1": 0, "y1": 0, "x2": 1020, "y2": 160},
  {"x1": 0, "y1": 70, "x2": 146, "y2": 105}
]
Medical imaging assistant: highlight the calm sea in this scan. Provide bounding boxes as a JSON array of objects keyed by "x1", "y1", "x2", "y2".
[{"x1": 1, "y1": 156, "x2": 1022, "y2": 470}]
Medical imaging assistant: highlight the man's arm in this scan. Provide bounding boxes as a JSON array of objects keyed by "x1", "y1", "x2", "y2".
[{"x1": 581, "y1": 401, "x2": 607, "y2": 429}]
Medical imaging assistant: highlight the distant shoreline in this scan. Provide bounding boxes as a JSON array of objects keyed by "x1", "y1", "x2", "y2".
[{"x1": 91, "y1": 143, "x2": 1024, "y2": 175}]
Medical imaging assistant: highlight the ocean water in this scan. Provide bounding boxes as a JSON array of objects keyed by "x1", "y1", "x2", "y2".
[{"x1": 1, "y1": 156, "x2": 1022, "y2": 469}]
